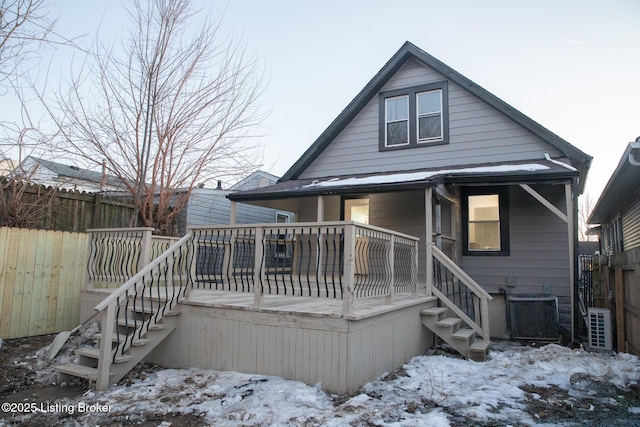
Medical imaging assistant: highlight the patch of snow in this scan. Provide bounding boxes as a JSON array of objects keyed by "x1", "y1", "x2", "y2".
[
  {"x1": 303, "y1": 164, "x2": 550, "y2": 189},
  {"x1": 6, "y1": 340, "x2": 640, "y2": 426}
]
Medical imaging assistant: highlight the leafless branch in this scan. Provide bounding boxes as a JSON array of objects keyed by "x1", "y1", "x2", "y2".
[{"x1": 51, "y1": 0, "x2": 266, "y2": 235}]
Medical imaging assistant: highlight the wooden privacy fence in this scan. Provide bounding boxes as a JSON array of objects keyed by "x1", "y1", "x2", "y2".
[
  {"x1": 591, "y1": 250, "x2": 640, "y2": 355},
  {"x1": 0, "y1": 227, "x2": 88, "y2": 339}
]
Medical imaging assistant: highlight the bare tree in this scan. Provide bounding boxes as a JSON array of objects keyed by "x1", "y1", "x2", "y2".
[
  {"x1": 0, "y1": 0, "x2": 57, "y2": 87},
  {"x1": 0, "y1": 0, "x2": 72, "y2": 227},
  {"x1": 51, "y1": 0, "x2": 265, "y2": 235},
  {"x1": 578, "y1": 193, "x2": 597, "y2": 242}
]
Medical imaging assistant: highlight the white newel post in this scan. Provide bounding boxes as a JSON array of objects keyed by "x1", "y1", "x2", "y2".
[
  {"x1": 342, "y1": 223, "x2": 355, "y2": 315},
  {"x1": 96, "y1": 303, "x2": 115, "y2": 391},
  {"x1": 140, "y1": 228, "x2": 153, "y2": 269},
  {"x1": 253, "y1": 226, "x2": 264, "y2": 308},
  {"x1": 386, "y1": 236, "x2": 395, "y2": 305}
]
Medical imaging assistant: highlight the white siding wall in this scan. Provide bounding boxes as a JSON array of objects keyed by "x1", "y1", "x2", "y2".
[{"x1": 299, "y1": 58, "x2": 564, "y2": 180}]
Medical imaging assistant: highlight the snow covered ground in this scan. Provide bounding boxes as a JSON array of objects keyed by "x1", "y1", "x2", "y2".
[{"x1": 2, "y1": 337, "x2": 640, "y2": 426}]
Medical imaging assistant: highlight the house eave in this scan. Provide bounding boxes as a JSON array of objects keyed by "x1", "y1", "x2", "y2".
[
  {"x1": 589, "y1": 142, "x2": 640, "y2": 224},
  {"x1": 231, "y1": 159, "x2": 578, "y2": 203}
]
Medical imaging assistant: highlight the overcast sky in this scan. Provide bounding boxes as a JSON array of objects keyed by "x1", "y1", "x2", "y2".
[{"x1": 8, "y1": 0, "x2": 640, "y2": 200}]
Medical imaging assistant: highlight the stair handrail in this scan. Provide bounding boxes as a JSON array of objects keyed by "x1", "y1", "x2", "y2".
[
  {"x1": 93, "y1": 232, "x2": 194, "y2": 390},
  {"x1": 430, "y1": 245, "x2": 493, "y2": 340},
  {"x1": 94, "y1": 232, "x2": 194, "y2": 311}
]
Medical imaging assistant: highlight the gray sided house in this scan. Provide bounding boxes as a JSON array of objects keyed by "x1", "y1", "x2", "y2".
[
  {"x1": 177, "y1": 170, "x2": 294, "y2": 235},
  {"x1": 588, "y1": 139, "x2": 640, "y2": 354},
  {"x1": 229, "y1": 42, "x2": 592, "y2": 339}
]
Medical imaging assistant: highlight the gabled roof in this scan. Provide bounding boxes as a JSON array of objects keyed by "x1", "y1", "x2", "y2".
[
  {"x1": 22, "y1": 156, "x2": 124, "y2": 188},
  {"x1": 229, "y1": 170, "x2": 280, "y2": 191},
  {"x1": 588, "y1": 140, "x2": 640, "y2": 224},
  {"x1": 280, "y1": 41, "x2": 592, "y2": 192}
]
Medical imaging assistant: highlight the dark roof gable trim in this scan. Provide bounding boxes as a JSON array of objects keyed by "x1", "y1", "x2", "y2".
[{"x1": 280, "y1": 41, "x2": 592, "y2": 187}]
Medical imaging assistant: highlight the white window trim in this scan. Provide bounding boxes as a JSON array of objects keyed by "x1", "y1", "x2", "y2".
[
  {"x1": 384, "y1": 95, "x2": 410, "y2": 148},
  {"x1": 416, "y1": 89, "x2": 443, "y2": 143}
]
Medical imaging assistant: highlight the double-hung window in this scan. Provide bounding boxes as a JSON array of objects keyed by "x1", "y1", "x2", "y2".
[
  {"x1": 379, "y1": 81, "x2": 448, "y2": 151},
  {"x1": 462, "y1": 187, "x2": 510, "y2": 256},
  {"x1": 385, "y1": 96, "x2": 409, "y2": 146},
  {"x1": 417, "y1": 90, "x2": 443, "y2": 142}
]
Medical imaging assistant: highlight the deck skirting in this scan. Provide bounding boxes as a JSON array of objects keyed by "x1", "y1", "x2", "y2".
[
  {"x1": 149, "y1": 297, "x2": 435, "y2": 394},
  {"x1": 80, "y1": 290, "x2": 436, "y2": 393}
]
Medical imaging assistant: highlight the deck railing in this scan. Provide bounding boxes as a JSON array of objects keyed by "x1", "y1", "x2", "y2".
[
  {"x1": 86, "y1": 228, "x2": 180, "y2": 288},
  {"x1": 428, "y1": 245, "x2": 492, "y2": 340},
  {"x1": 191, "y1": 222, "x2": 419, "y2": 308},
  {"x1": 89, "y1": 222, "x2": 419, "y2": 389}
]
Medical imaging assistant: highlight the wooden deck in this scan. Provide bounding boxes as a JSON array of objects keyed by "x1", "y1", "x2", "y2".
[
  {"x1": 79, "y1": 288, "x2": 436, "y2": 394},
  {"x1": 185, "y1": 289, "x2": 434, "y2": 320}
]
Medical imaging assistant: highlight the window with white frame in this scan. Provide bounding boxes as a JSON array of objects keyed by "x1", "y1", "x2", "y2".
[
  {"x1": 385, "y1": 96, "x2": 409, "y2": 146},
  {"x1": 379, "y1": 81, "x2": 448, "y2": 151},
  {"x1": 417, "y1": 90, "x2": 443, "y2": 142}
]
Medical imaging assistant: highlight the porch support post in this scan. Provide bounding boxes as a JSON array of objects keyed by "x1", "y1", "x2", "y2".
[
  {"x1": 565, "y1": 182, "x2": 576, "y2": 342},
  {"x1": 230, "y1": 201, "x2": 237, "y2": 225},
  {"x1": 425, "y1": 188, "x2": 433, "y2": 296},
  {"x1": 316, "y1": 195, "x2": 324, "y2": 221}
]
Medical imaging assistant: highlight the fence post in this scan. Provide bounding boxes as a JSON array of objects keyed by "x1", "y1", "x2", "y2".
[
  {"x1": 96, "y1": 304, "x2": 114, "y2": 391},
  {"x1": 386, "y1": 236, "x2": 395, "y2": 305},
  {"x1": 342, "y1": 223, "x2": 355, "y2": 315},
  {"x1": 140, "y1": 228, "x2": 153, "y2": 269},
  {"x1": 253, "y1": 226, "x2": 264, "y2": 308}
]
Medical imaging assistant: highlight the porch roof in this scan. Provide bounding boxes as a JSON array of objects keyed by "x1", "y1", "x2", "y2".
[{"x1": 228, "y1": 158, "x2": 578, "y2": 201}]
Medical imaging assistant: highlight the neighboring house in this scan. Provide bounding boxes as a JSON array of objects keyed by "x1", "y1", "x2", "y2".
[
  {"x1": 587, "y1": 138, "x2": 640, "y2": 354},
  {"x1": 0, "y1": 159, "x2": 18, "y2": 176},
  {"x1": 229, "y1": 42, "x2": 592, "y2": 339},
  {"x1": 176, "y1": 170, "x2": 294, "y2": 235},
  {"x1": 17, "y1": 156, "x2": 124, "y2": 192}
]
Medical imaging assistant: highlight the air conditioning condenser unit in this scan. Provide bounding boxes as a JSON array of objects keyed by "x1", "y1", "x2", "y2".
[
  {"x1": 508, "y1": 295, "x2": 558, "y2": 340},
  {"x1": 587, "y1": 308, "x2": 612, "y2": 351}
]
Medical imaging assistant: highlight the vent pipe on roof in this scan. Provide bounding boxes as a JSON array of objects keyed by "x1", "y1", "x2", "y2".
[{"x1": 629, "y1": 136, "x2": 640, "y2": 167}]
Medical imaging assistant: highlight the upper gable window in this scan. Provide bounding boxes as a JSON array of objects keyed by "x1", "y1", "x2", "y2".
[
  {"x1": 385, "y1": 96, "x2": 409, "y2": 146},
  {"x1": 417, "y1": 90, "x2": 442, "y2": 141},
  {"x1": 379, "y1": 81, "x2": 448, "y2": 151}
]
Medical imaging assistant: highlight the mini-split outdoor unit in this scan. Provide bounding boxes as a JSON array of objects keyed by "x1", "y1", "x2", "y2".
[
  {"x1": 508, "y1": 295, "x2": 558, "y2": 340},
  {"x1": 587, "y1": 308, "x2": 613, "y2": 351}
]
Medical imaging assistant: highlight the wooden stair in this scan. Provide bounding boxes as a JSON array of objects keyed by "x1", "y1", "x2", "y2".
[
  {"x1": 421, "y1": 307, "x2": 491, "y2": 361},
  {"x1": 55, "y1": 301, "x2": 180, "y2": 387}
]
